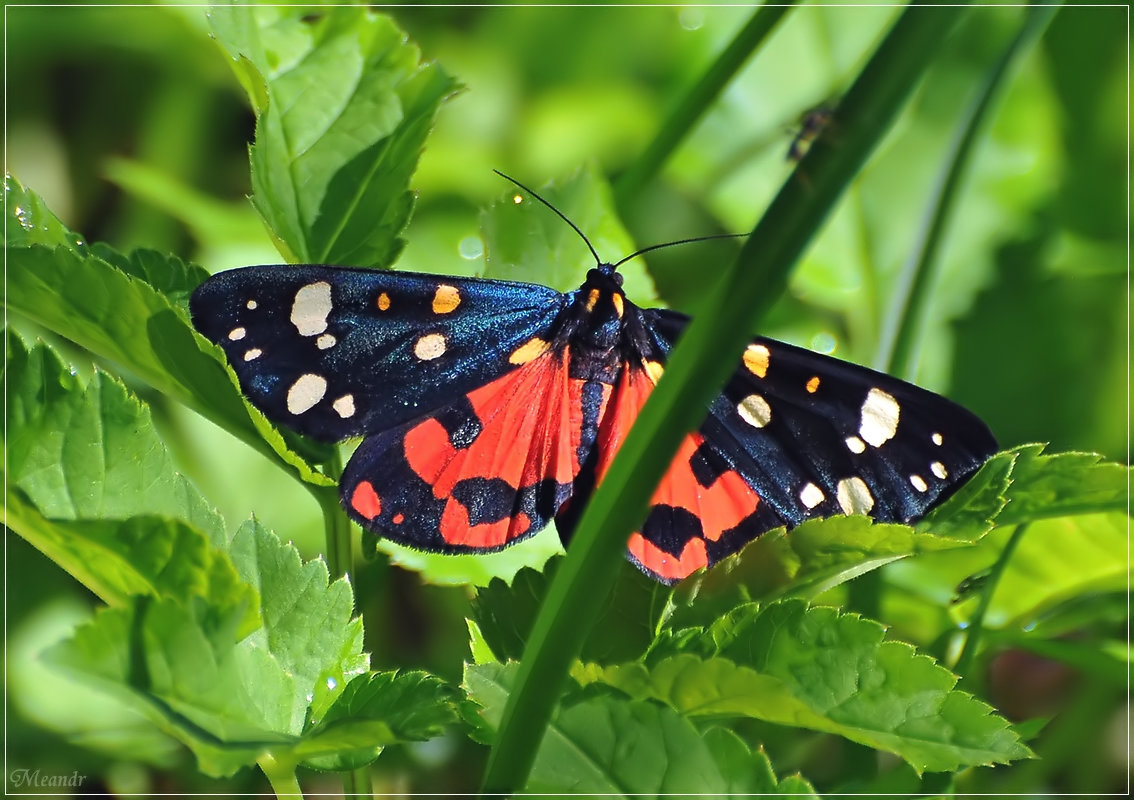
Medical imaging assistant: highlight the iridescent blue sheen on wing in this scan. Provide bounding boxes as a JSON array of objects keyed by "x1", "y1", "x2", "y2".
[{"x1": 190, "y1": 265, "x2": 566, "y2": 441}]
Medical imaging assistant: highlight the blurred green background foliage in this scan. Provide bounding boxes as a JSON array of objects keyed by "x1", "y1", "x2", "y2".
[{"x1": 5, "y1": 3, "x2": 1127, "y2": 796}]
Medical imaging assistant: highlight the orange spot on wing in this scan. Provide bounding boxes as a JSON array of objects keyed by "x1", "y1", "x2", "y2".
[
  {"x1": 351, "y1": 481, "x2": 381, "y2": 520},
  {"x1": 628, "y1": 533, "x2": 707, "y2": 582}
]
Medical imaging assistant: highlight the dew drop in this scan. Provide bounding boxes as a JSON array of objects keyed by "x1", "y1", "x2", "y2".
[
  {"x1": 458, "y1": 235, "x2": 484, "y2": 260},
  {"x1": 326, "y1": 676, "x2": 338, "y2": 691},
  {"x1": 678, "y1": 8, "x2": 704, "y2": 30},
  {"x1": 810, "y1": 332, "x2": 837, "y2": 354}
]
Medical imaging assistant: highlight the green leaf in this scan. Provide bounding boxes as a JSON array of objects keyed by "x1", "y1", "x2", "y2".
[
  {"x1": 209, "y1": 5, "x2": 459, "y2": 267},
  {"x1": 721, "y1": 600, "x2": 1032, "y2": 772},
  {"x1": 5, "y1": 172, "x2": 88, "y2": 253},
  {"x1": 9, "y1": 596, "x2": 182, "y2": 767},
  {"x1": 47, "y1": 520, "x2": 371, "y2": 777},
  {"x1": 2, "y1": 178, "x2": 332, "y2": 486},
  {"x1": 3, "y1": 331, "x2": 256, "y2": 630},
  {"x1": 891, "y1": 510, "x2": 1128, "y2": 634},
  {"x1": 470, "y1": 559, "x2": 669, "y2": 664},
  {"x1": 226, "y1": 520, "x2": 368, "y2": 727},
  {"x1": 481, "y1": 164, "x2": 655, "y2": 300},
  {"x1": 4, "y1": 330, "x2": 223, "y2": 538},
  {"x1": 465, "y1": 661, "x2": 815, "y2": 796},
  {"x1": 299, "y1": 670, "x2": 461, "y2": 771},
  {"x1": 916, "y1": 449, "x2": 1016, "y2": 539},
  {"x1": 978, "y1": 513, "x2": 1128, "y2": 629},
  {"x1": 701, "y1": 727, "x2": 819, "y2": 798},
  {"x1": 996, "y1": 444, "x2": 1131, "y2": 525},
  {"x1": 88, "y1": 243, "x2": 210, "y2": 307},
  {"x1": 584, "y1": 601, "x2": 1033, "y2": 774},
  {"x1": 669, "y1": 510, "x2": 999, "y2": 631}
]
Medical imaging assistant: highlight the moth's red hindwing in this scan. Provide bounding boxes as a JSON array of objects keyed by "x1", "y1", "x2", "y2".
[
  {"x1": 346, "y1": 349, "x2": 606, "y2": 552},
  {"x1": 591, "y1": 366, "x2": 771, "y2": 583}
]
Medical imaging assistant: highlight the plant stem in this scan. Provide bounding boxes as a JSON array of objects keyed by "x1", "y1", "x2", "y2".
[
  {"x1": 874, "y1": 0, "x2": 1062, "y2": 379},
  {"x1": 258, "y1": 754, "x2": 305, "y2": 799},
  {"x1": 316, "y1": 449, "x2": 353, "y2": 581},
  {"x1": 480, "y1": 4, "x2": 972, "y2": 795},
  {"x1": 341, "y1": 766, "x2": 373, "y2": 799},
  {"x1": 310, "y1": 451, "x2": 369, "y2": 797},
  {"x1": 613, "y1": 2, "x2": 798, "y2": 206},
  {"x1": 954, "y1": 523, "x2": 1030, "y2": 679}
]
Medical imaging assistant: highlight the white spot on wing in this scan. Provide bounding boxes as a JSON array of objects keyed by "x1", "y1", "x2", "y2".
[
  {"x1": 291, "y1": 281, "x2": 332, "y2": 337},
  {"x1": 228, "y1": 327, "x2": 246, "y2": 341},
  {"x1": 800, "y1": 482, "x2": 825, "y2": 509},
  {"x1": 246, "y1": 299, "x2": 258, "y2": 310},
  {"x1": 737, "y1": 394, "x2": 772, "y2": 428},
  {"x1": 932, "y1": 432, "x2": 944, "y2": 446},
  {"x1": 845, "y1": 436, "x2": 866, "y2": 454},
  {"x1": 910, "y1": 474, "x2": 929, "y2": 492},
  {"x1": 333, "y1": 394, "x2": 356, "y2": 418},
  {"x1": 287, "y1": 374, "x2": 327, "y2": 415},
  {"x1": 859, "y1": 388, "x2": 900, "y2": 447},
  {"x1": 414, "y1": 333, "x2": 447, "y2": 361},
  {"x1": 316, "y1": 333, "x2": 337, "y2": 350},
  {"x1": 930, "y1": 461, "x2": 948, "y2": 479},
  {"x1": 837, "y1": 477, "x2": 875, "y2": 514},
  {"x1": 244, "y1": 348, "x2": 262, "y2": 361}
]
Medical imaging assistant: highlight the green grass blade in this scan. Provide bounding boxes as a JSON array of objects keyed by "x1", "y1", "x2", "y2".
[
  {"x1": 614, "y1": 2, "x2": 799, "y2": 204},
  {"x1": 480, "y1": 3, "x2": 973, "y2": 795},
  {"x1": 874, "y1": 0, "x2": 1062, "y2": 379}
]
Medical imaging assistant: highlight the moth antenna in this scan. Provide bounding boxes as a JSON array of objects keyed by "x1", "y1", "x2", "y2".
[
  {"x1": 611, "y1": 233, "x2": 748, "y2": 270},
  {"x1": 493, "y1": 170, "x2": 604, "y2": 267}
]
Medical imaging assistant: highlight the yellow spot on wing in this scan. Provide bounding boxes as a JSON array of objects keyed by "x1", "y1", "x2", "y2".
[
  {"x1": 837, "y1": 476, "x2": 874, "y2": 514},
  {"x1": 585, "y1": 288, "x2": 600, "y2": 311},
  {"x1": 432, "y1": 284, "x2": 461, "y2": 314},
  {"x1": 859, "y1": 388, "x2": 900, "y2": 447},
  {"x1": 377, "y1": 292, "x2": 391, "y2": 311},
  {"x1": 509, "y1": 337, "x2": 550, "y2": 365},
  {"x1": 287, "y1": 374, "x2": 327, "y2": 415},
  {"x1": 800, "y1": 482, "x2": 825, "y2": 509},
  {"x1": 414, "y1": 333, "x2": 447, "y2": 361},
  {"x1": 806, "y1": 375, "x2": 820, "y2": 393},
  {"x1": 737, "y1": 394, "x2": 772, "y2": 428},
  {"x1": 291, "y1": 281, "x2": 332, "y2": 336},
  {"x1": 743, "y1": 343, "x2": 770, "y2": 378},
  {"x1": 643, "y1": 360, "x2": 665, "y2": 383},
  {"x1": 612, "y1": 293, "x2": 624, "y2": 318}
]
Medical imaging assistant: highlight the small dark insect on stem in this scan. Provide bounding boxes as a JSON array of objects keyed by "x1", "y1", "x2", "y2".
[
  {"x1": 492, "y1": 169, "x2": 747, "y2": 270},
  {"x1": 786, "y1": 101, "x2": 836, "y2": 162}
]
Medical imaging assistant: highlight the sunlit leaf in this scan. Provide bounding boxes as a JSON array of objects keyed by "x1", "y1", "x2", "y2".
[
  {"x1": 465, "y1": 660, "x2": 817, "y2": 795},
  {"x1": 209, "y1": 5, "x2": 459, "y2": 267},
  {"x1": 3, "y1": 178, "x2": 332, "y2": 486},
  {"x1": 299, "y1": 670, "x2": 461, "y2": 771},
  {"x1": 583, "y1": 600, "x2": 1033, "y2": 773},
  {"x1": 47, "y1": 521, "x2": 370, "y2": 777}
]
